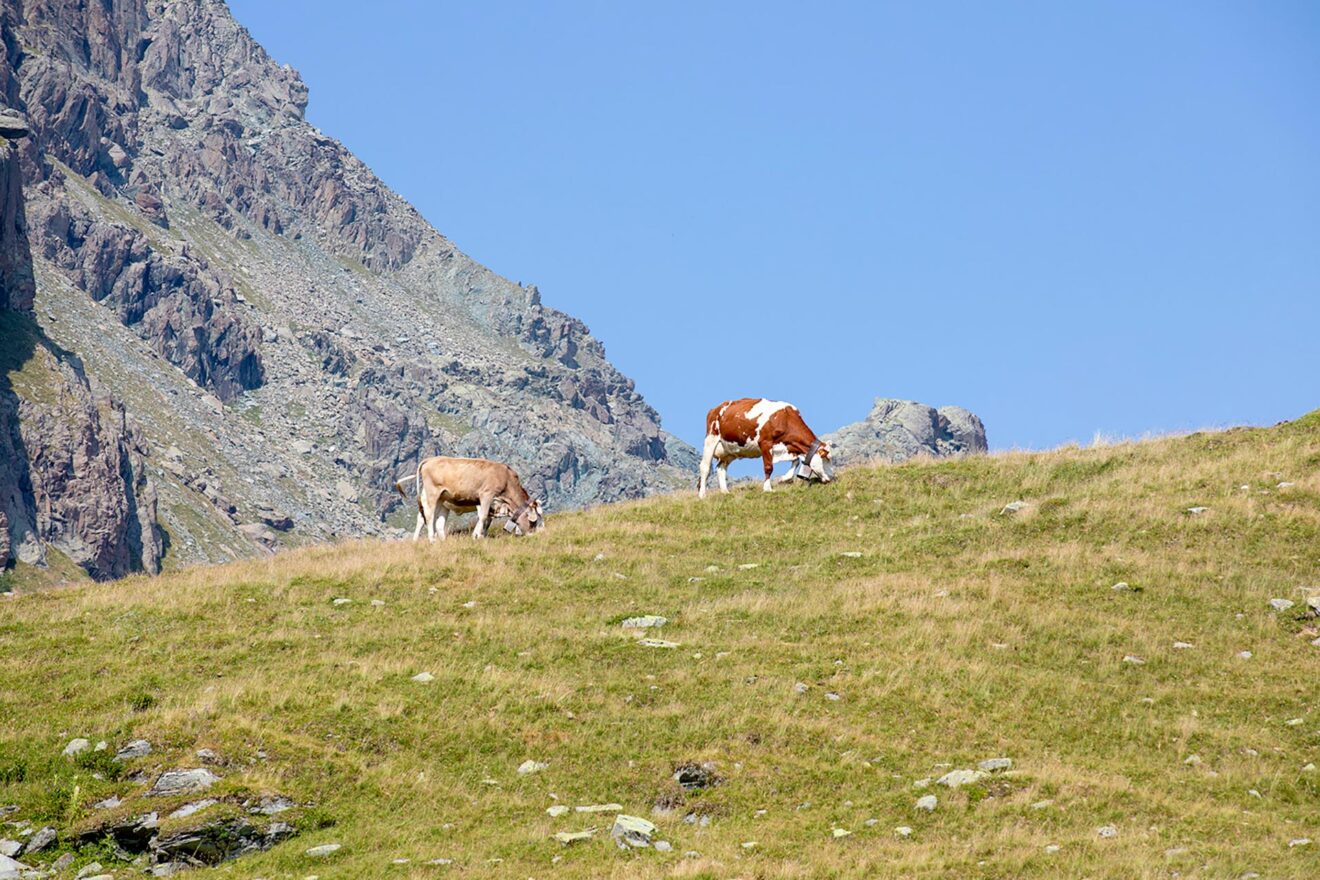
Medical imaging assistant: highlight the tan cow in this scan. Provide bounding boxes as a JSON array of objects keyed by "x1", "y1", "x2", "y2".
[
  {"x1": 395, "y1": 456, "x2": 543, "y2": 541},
  {"x1": 698, "y1": 398, "x2": 833, "y2": 498}
]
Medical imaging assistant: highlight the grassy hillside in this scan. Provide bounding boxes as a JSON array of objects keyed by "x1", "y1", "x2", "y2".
[{"x1": 2, "y1": 414, "x2": 1320, "y2": 878}]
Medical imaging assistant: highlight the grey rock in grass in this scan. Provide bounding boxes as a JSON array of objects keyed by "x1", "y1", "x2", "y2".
[
  {"x1": 91, "y1": 795, "x2": 121, "y2": 810},
  {"x1": 637, "y1": 638, "x2": 679, "y2": 649},
  {"x1": 115, "y1": 738, "x2": 153, "y2": 761},
  {"x1": 74, "y1": 861, "x2": 103, "y2": 879},
  {"x1": 305, "y1": 843, "x2": 342, "y2": 857},
  {"x1": 1001, "y1": 501, "x2": 1028, "y2": 515},
  {"x1": 553, "y1": 828, "x2": 596, "y2": 845},
  {"x1": 620, "y1": 615, "x2": 667, "y2": 629},
  {"x1": 63, "y1": 738, "x2": 91, "y2": 757},
  {"x1": 196, "y1": 748, "x2": 222, "y2": 764},
  {"x1": 411, "y1": 672, "x2": 434, "y2": 683},
  {"x1": 575, "y1": 803, "x2": 623, "y2": 813},
  {"x1": 249, "y1": 795, "x2": 294, "y2": 815},
  {"x1": 794, "y1": 682, "x2": 810, "y2": 694},
  {"x1": 517, "y1": 760, "x2": 548, "y2": 774},
  {"x1": 915, "y1": 795, "x2": 937, "y2": 811},
  {"x1": 977, "y1": 757, "x2": 1012, "y2": 773},
  {"x1": 0, "y1": 853, "x2": 33, "y2": 875},
  {"x1": 1289, "y1": 838, "x2": 1312, "y2": 847},
  {"x1": 148, "y1": 768, "x2": 220, "y2": 797},
  {"x1": 1097, "y1": 825, "x2": 1118, "y2": 839},
  {"x1": 895, "y1": 826, "x2": 913, "y2": 837},
  {"x1": 0, "y1": 841, "x2": 18, "y2": 857},
  {"x1": 673, "y1": 762, "x2": 720, "y2": 791},
  {"x1": 654, "y1": 839, "x2": 672, "y2": 852},
  {"x1": 168, "y1": 798, "x2": 217, "y2": 819},
  {"x1": 1269, "y1": 598, "x2": 1295, "y2": 612},
  {"x1": 20, "y1": 826, "x2": 55, "y2": 855},
  {"x1": 936, "y1": 768, "x2": 987, "y2": 788},
  {"x1": 546, "y1": 805, "x2": 570, "y2": 818},
  {"x1": 611, "y1": 814, "x2": 657, "y2": 848}
]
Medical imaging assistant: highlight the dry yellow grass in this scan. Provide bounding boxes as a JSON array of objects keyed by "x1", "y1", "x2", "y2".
[{"x1": 2, "y1": 413, "x2": 1319, "y2": 878}]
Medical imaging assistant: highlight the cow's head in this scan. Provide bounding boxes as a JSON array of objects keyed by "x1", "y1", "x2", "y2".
[
  {"x1": 806, "y1": 442, "x2": 834, "y2": 483},
  {"x1": 505, "y1": 499, "x2": 544, "y2": 536}
]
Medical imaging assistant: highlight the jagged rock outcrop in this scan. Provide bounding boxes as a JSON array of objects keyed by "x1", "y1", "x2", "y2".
[
  {"x1": 2, "y1": 0, "x2": 694, "y2": 576},
  {"x1": 823, "y1": 398, "x2": 988, "y2": 466},
  {"x1": 1, "y1": 16, "x2": 160, "y2": 579}
]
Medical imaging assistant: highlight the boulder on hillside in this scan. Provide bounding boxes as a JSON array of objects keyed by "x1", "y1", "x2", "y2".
[{"x1": 823, "y1": 399, "x2": 987, "y2": 466}]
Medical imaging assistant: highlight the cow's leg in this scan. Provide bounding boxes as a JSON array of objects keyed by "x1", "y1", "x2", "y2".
[
  {"x1": 422, "y1": 489, "x2": 440, "y2": 543},
  {"x1": 412, "y1": 503, "x2": 425, "y2": 541},
  {"x1": 698, "y1": 435, "x2": 718, "y2": 499},
  {"x1": 778, "y1": 459, "x2": 800, "y2": 483},
  {"x1": 434, "y1": 508, "x2": 448, "y2": 541},
  {"x1": 716, "y1": 457, "x2": 730, "y2": 494},
  {"x1": 473, "y1": 497, "x2": 492, "y2": 538},
  {"x1": 759, "y1": 443, "x2": 775, "y2": 492}
]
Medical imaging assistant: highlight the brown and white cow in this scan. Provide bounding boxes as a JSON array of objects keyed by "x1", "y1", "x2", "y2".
[
  {"x1": 395, "y1": 456, "x2": 543, "y2": 541},
  {"x1": 698, "y1": 398, "x2": 833, "y2": 498}
]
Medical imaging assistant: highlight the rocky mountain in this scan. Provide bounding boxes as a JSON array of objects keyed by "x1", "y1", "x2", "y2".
[
  {"x1": 0, "y1": 0, "x2": 694, "y2": 581},
  {"x1": 823, "y1": 398, "x2": 987, "y2": 466}
]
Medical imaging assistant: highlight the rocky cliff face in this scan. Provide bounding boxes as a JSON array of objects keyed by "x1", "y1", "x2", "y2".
[
  {"x1": 1, "y1": 0, "x2": 693, "y2": 579},
  {"x1": 1, "y1": 10, "x2": 160, "y2": 580},
  {"x1": 823, "y1": 398, "x2": 988, "y2": 466}
]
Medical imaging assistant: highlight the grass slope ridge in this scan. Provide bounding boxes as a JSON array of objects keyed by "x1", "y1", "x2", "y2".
[{"x1": 2, "y1": 415, "x2": 1319, "y2": 878}]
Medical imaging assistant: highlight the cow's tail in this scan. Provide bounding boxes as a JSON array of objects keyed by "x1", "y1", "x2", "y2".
[{"x1": 395, "y1": 472, "x2": 418, "y2": 499}]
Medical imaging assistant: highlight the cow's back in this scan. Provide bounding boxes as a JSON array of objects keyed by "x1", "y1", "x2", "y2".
[{"x1": 420, "y1": 456, "x2": 514, "y2": 506}]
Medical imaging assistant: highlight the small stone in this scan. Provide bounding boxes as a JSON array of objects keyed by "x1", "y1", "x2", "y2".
[
  {"x1": 554, "y1": 829, "x2": 596, "y2": 845},
  {"x1": 1289, "y1": 837, "x2": 1312, "y2": 847},
  {"x1": 0, "y1": 841, "x2": 19, "y2": 857},
  {"x1": 1186, "y1": 506, "x2": 1208, "y2": 515},
  {"x1": 737, "y1": 563, "x2": 760, "y2": 570},
  {"x1": 936, "y1": 768, "x2": 987, "y2": 788},
  {"x1": 1000, "y1": 500, "x2": 1028, "y2": 514},
  {"x1": 637, "y1": 638, "x2": 679, "y2": 649},
  {"x1": 20, "y1": 826, "x2": 55, "y2": 855},
  {"x1": 825, "y1": 692, "x2": 841, "y2": 701},
  {"x1": 840, "y1": 552, "x2": 863, "y2": 558},
  {"x1": 915, "y1": 795, "x2": 937, "y2": 811},
  {"x1": 831, "y1": 827, "x2": 851, "y2": 838},
  {"x1": 705, "y1": 565, "x2": 720, "y2": 573},
  {"x1": 611, "y1": 814, "x2": 657, "y2": 848},
  {"x1": 1173, "y1": 641, "x2": 1194, "y2": 649},
  {"x1": 1303, "y1": 763, "x2": 1316, "y2": 772},
  {"x1": 1112, "y1": 582, "x2": 1131, "y2": 591},
  {"x1": 1278, "y1": 481, "x2": 1295, "y2": 488},
  {"x1": 1184, "y1": 755, "x2": 1202, "y2": 766},
  {"x1": 1248, "y1": 789, "x2": 1262, "y2": 798},
  {"x1": 331, "y1": 597, "x2": 351, "y2": 606},
  {"x1": 305, "y1": 843, "x2": 342, "y2": 857},
  {"x1": 425, "y1": 858, "x2": 453, "y2": 865},
  {"x1": 370, "y1": 599, "x2": 386, "y2": 607},
  {"x1": 196, "y1": 748, "x2": 221, "y2": 764},
  {"x1": 620, "y1": 615, "x2": 668, "y2": 629},
  {"x1": 1238, "y1": 651, "x2": 1253, "y2": 659},
  {"x1": 977, "y1": 757, "x2": 1012, "y2": 773},
  {"x1": 411, "y1": 672, "x2": 434, "y2": 683},
  {"x1": 75, "y1": 862, "x2": 104, "y2": 879},
  {"x1": 114, "y1": 738, "x2": 153, "y2": 761},
  {"x1": 654, "y1": 840, "x2": 672, "y2": 852},
  {"x1": 147, "y1": 768, "x2": 220, "y2": 797},
  {"x1": 546, "y1": 805, "x2": 570, "y2": 817},
  {"x1": 895, "y1": 825, "x2": 912, "y2": 837},
  {"x1": 91, "y1": 795, "x2": 121, "y2": 810},
  {"x1": 1044, "y1": 844, "x2": 1060, "y2": 854},
  {"x1": 168, "y1": 798, "x2": 217, "y2": 819},
  {"x1": 63, "y1": 738, "x2": 91, "y2": 757},
  {"x1": 794, "y1": 682, "x2": 809, "y2": 694},
  {"x1": 575, "y1": 803, "x2": 623, "y2": 813},
  {"x1": 913, "y1": 778, "x2": 931, "y2": 788},
  {"x1": 517, "y1": 759, "x2": 548, "y2": 774},
  {"x1": 250, "y1": 795, "x2": 294, "y2": 814},
  {"x1": 741, "y1": 841, "x2": 757, "y2": 849},
  {"x1": 1097, "y1": 825, "x2": 1118, "y2": 839},
  {"x1": 1123, "y1": 655, "x2": 1145, "y2": 665},
  {"x1": 1269, "y1": 598, "x2": 1295, "y2": 612},
  {"x1": 1031, "y1": 799, "x2": 1053, "y2": 809},
  {"x1": 1286, "y1": 718, "x2": 1304, "y2": 726}
]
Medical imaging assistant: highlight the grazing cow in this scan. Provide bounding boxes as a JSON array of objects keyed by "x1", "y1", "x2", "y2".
[
  {"x1": 698, "y1": 398, "x2": 833, "y2": 498},
  {"x1": 395, "y1": 456, "x2": 543, "y2": 541}
]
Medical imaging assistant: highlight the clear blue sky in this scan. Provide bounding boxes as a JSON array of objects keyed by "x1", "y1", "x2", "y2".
[{"x1": 230, "y1": 0, "x2": 1320, "y2": 451}]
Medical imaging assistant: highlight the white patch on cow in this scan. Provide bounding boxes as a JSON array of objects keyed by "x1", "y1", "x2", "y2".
[
  {"x1": 747, "y1": 399, "x2": 792, "y2": 441},
  {"x1": 770, "y1": 442, "x2": 795, "y2": 464}
]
